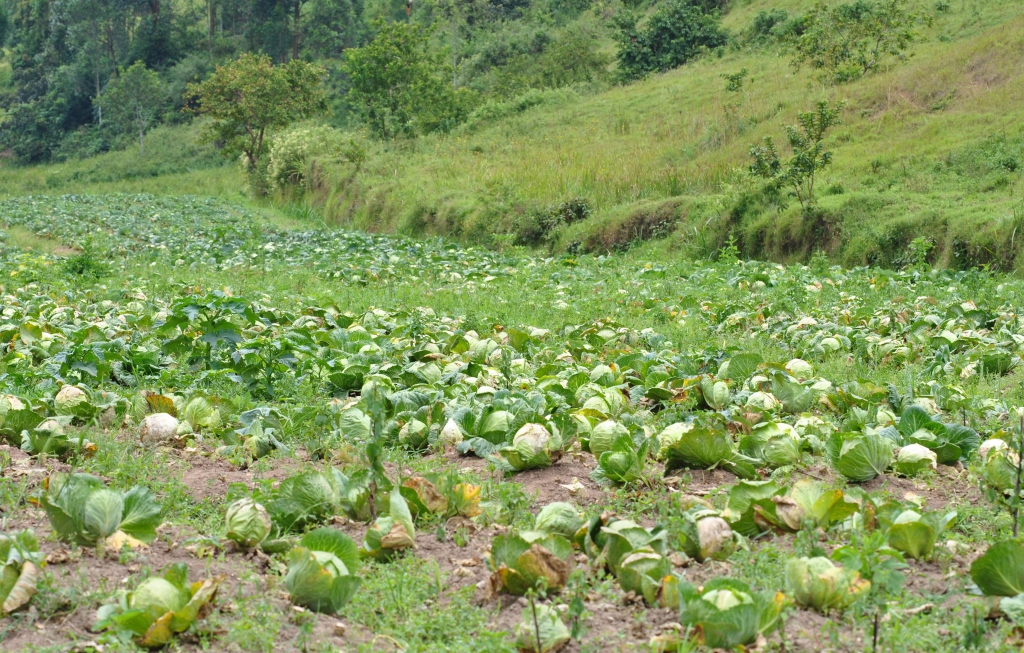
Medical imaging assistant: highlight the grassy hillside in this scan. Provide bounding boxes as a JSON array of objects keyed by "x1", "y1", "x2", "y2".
[
  {"x1": 0, "y1": 124, "x2": 241, "y2": 198},
  {"x1": 1, "y1": 1, "x2": 1021, "y2": 272},
  {"x1": 306, "y1": 0, "x2": 1024, "y2": 269}
]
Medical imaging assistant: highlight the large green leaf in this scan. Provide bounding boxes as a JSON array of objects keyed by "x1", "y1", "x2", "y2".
[
  {"x1": 663, "y1": 419, "x2": 734, "y2": 472},
  {"x1": 971, "y1": 539, "x2": 1024, "y2": 597},
  {"x1": 833, "y1": 433, "x2": 893, "y2": 482},
  {"x1": 119, "y1": 486, "x2": 162, "y2": 543}
]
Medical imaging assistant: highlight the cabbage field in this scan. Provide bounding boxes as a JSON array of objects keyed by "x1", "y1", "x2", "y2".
[{"x1": 3, "y1": 195, "x2": 1024, "y2": 652}]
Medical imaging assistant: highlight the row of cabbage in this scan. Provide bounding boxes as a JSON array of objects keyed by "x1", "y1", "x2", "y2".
[{"x1": 7, "y1": 457, "x2": 1024, "y2": 651}]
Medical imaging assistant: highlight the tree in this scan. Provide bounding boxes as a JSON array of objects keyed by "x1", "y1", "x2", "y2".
[
  {"x1": 613, "y1": 0, "x2": 727, "y2": 81},
  {"x1": 749, "y1": 100, "x2": 845, "y2": 214},
  {"x1": 184, "y1": 53, "x2": 327, "y2": 186},
  {"x1": 343, "y1": 21, "x2": 467, "y2": 139},
  {"x1": 302, "y1": 0, "x2": 366, "y2": 58},
  {"x1": 96, "y1": 61, "x2": 165, "y2": 154},
  {"x1": 790, "y1": 0, "x2": 922, "y2": 84}
]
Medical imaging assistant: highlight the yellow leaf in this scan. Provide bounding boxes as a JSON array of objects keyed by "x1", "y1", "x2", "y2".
[{"x1": 2, "y1": 561, "x2": 38, "y2": 614}]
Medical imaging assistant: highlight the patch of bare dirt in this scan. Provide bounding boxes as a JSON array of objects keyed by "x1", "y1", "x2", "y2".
[{"x1": 859, "y1": 466, "x2": 979, "y2": 511}]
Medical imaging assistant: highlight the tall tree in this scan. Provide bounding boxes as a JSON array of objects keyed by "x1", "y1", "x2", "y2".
[
  {"x1": 96, "y1": 61, "x2": 165, "y2": 154},
  {"x1": 185, "y1": 52, "x2": 327, "y2": 186}
]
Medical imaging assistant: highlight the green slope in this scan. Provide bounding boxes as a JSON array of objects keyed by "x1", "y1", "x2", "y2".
[{"x1": 312, "y1": 0, "x2": 1024, "y2": 269}]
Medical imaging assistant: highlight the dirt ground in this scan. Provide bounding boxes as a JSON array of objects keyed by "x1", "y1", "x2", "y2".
[{"x1": 0, "y1": 442, "x2": 993, "y2": 652}]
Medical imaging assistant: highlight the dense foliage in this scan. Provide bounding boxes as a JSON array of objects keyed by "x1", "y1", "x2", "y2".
[
  {"x1": 1, "y1": 194, "x2": 1024, "y2": 650},
  {"x1": 0, "y1": 0, "x2": 929, "y2": 165}
]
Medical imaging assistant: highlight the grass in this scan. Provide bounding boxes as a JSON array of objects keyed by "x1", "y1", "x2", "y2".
[
  {"x1": 0, "y1": 123, "x2": 241, "y2": 199},
  {"x1": 288, "y1": 0, "x2": 1024, "y2": 268}
]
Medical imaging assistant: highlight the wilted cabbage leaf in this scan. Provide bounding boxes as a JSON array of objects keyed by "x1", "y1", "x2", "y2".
[
  {"x1": 487, "y1": 531, "x2": 572, "y2": 595},
  {"x1": 0, "y1": 530, "x2": 41, "y2": 615},
  {"x1": 676, "y1": 498, "x2": 735, "y2": 562},
  {"x1": 362, "y1": 488, "x2": 416, "y2": 560},
  {"x1": 752, "y1": 479, "x2": 859, "y2": 534}
]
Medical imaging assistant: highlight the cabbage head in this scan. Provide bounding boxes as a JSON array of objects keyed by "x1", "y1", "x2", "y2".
[
  {"x1": 884, "y1": 508, "x2": 955, "y2": 560},
  {"x1": 94, "y1": 563, "x2": 221, "y2": 647},
  {"x1": 285, "y1": 528, "x2": 362, "y2": 614},
  {"x1": 651, "y1": 579, "x2": 787, "y2": 650},
  {"x1": 500, "y1": 424, "x2": 563, "y2": 471},
  {"x1": 589, "y1": 420, "x2": 628, "y2": 458},
  {"x1": 534, "y1": 502, "x2": 584, "y2": 538},
  {"x1": 785, "y1": 557, "x2": 869, "y2": 612},
  {"x1": 225, "y1": 499, "x2": 272, "y2": 548},
  {"x1": 41, "y1": 473, "x2": 162, "y2": 548},
  {"x1": 894, "y1": 444, "x2": 937, "y2": 477},
  {"x1": 54, "y1": 385, "x2": 95, "y2": 420},
  {"x1": 514, "y1": 604, "x2": 570, "y2": 653},
  {"x1": 829, "y1": 432, "x2": 893, "y2": 482}
]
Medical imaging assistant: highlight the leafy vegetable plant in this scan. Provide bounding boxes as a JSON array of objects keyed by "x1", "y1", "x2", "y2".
[
  {"x1": 486, "y1": 531, "x2": 573, "y2": 595},
  {"x1": 40, "y1": 473, "x2": 162, "y2": 549},
  {"x1": 285, "y1": 528, "x2": 362, "y2": 614},
  {"x1": 651, "y1": 579, "x2": 787, "y2": 650},
  {"x1": 785, "y1": 556, "x2": 870, "y2": 612},
  {"x1": 94, "y1": 563, "x2": 221, "y2": 647}
]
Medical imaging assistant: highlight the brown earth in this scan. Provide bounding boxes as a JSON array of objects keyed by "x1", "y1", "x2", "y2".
[{"x1": 0, "y1": 441, "x2": 995, "y2": 652}]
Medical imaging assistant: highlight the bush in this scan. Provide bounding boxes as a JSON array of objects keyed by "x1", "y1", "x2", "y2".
[
  {"x1": 514, "y1": 197, "x2": 593, "y2": 245},
  {"x1": 344, "y1": 21, "x2": 474, "y2": 139},
  {"x1": 747, "y1": 9, "x2": 794, "y2": 42},
  {"x1": 790, "y1": 0, "x2": 921, "y2": 84},
  {"x1": 265, "y1": 124, "x2": 366, "y2": 192},
  {"x1": 613, "y1": 0, "x2": 728, "y2": 81}
]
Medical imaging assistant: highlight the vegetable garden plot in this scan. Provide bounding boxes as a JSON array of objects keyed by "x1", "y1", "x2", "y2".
[{"x1": 2, "y1": 195, "x2": 1024, "y2": 651}]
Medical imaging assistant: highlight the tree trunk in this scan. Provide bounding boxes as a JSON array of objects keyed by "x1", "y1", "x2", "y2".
[
  {"x1": 137, "y1": 105, "x2": 145, "y2": 155},
  {"x1": 95, "y1": 69, "x2": 103, "y2": 126},
  {"x1": 452, "y1": 21, "x2": 457, "y2": 89},
  {"x1": 208, "y1": 1, "x2": 217, "y2": 45},
  {"x1": 292, "y1": 0, "x2": 301, "y2": 61},
  {"x1": 105, "y1": 25, "x2": 120, "y2": 74},
  {"x1": 149, "y1": 0, "x2": 160, "y2": 29}
]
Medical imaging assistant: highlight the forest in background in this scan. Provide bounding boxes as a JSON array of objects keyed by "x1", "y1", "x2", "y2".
[{"x1": 0, "y1": 0, "x2": 1022, "y2": 272}]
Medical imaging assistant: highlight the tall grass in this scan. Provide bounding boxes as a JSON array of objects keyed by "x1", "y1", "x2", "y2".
[
  {"x1": 308, "y1": 0, "x2": 1024, "y2": 266},
  {"x1": 0, "y1": 123, "x2": 242, "y2": 199}
]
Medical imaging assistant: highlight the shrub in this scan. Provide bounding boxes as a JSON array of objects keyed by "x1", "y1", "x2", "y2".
[
  {"x1": 613, "y1": 0, "x2": 728, "y2": 81},
  {"x1": 514, "y1": 197, "x2": 593, "y2": 245},
  {"x1": 749, "y1": 100, "x2": 845, "y2": 214},
  {"x1": 344, "y1": 21, "x2": 474, "y2": 139},
  {"x1": 747, "y1": 9, "x2": 792, "y2": 42},
  {"x1": 265, "y1": 125, "x2": 366, "y2": 193},
  {"x1": 789, "y1": 0, "x2": 923, "y2": 84}
]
